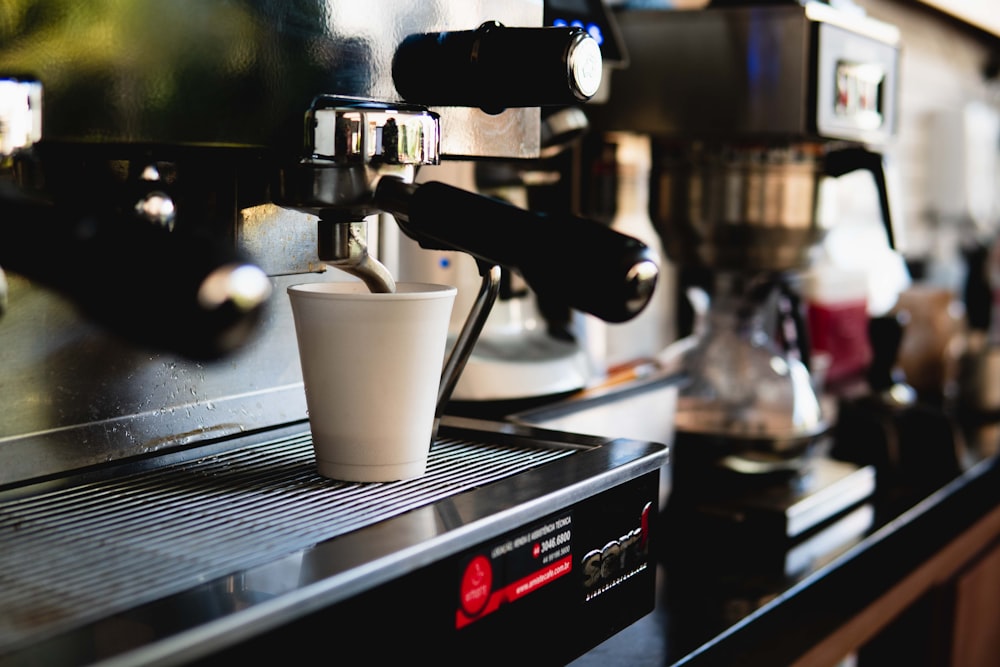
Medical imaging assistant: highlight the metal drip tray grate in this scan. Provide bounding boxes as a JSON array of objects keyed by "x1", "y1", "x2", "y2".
[{"x1": 0, "y1": 428, "x2": 576, "y2": 658}]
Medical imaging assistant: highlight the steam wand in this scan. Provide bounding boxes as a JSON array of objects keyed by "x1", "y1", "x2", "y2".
[{"x1": 317, "y1": 216, "x2": 396, "y2": 294}]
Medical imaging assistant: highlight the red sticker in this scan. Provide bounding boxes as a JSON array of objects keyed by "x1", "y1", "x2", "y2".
[{"x1": 458, "y1": 555, "x2": 493, "y2": 617}]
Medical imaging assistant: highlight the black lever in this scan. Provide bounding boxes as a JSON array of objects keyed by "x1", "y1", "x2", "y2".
[
  {"x1": 392, "y1": 21, "x2": 603, "y2": 114},
  {"x1": 825, "y1": 146, "x2": 896, "y2": 250},
  {"x1": 866, "y1": 311, "x2": 911, "y2": 397},
  {"x1": 0, "y1": 186, "x2": 271, "y2": 360},
  {"x1": 375, "y1": 177, "x2": 659, "y2": 323}
]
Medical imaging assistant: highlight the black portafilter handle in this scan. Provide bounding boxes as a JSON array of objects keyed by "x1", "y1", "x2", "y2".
[
  {"x1": 0, "y1": 190, "x2": 271, "y2": 360},
  {"x1": 375, "y1": 178, "x2": 659, "y2": 324},
  {"x1": 392, "y1": 22, "x2": 603, "y2": 114}
]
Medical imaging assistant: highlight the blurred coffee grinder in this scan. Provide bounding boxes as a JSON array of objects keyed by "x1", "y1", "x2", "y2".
[{"x1": 589, "y1": 0, "x2": 903, "y2": 540}]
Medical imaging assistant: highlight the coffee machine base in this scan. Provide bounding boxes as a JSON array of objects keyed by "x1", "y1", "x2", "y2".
[{"x1": 0, "y1": 417, "x2": 666, "y2": 666}]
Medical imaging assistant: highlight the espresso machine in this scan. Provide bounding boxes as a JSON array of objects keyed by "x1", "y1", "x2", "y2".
[
  {"x1": 0, "y1": 3, "x2": 669, "y2": 665},
  {"x1": 587, "y1": 0, "x2": 901, "y2": 543}
]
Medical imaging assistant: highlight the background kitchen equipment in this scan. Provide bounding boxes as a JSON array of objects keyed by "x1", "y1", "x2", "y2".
[
  {"x1": 577, "y1": 130, "x2": 678, "y2": 377},
  {"x1": 0, "y1": 2, "x2": 670, "y2": 664},
  {"x1": 955, "y1": 237, "x2": 1000, "y2": 421},
  {"x1": 586, "y1": 0, "x2": 904, "y2": 539},
  {"x1": 832, "y1": 310, "x2": 964, "y2": 507}
]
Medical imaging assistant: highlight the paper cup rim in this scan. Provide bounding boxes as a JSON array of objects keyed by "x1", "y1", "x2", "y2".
[{"x1": 288, "y1": 281, "x2": 456, "y2": 301}]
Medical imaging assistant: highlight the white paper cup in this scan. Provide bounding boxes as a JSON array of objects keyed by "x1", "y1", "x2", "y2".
[{"x1": 287, "y1": 281, "x2": 457, "y2": 482}]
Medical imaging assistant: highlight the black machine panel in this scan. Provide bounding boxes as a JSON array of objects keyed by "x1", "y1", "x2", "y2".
[{"x1": 191, "y1": 471, "x2": 660, "y2": 665}]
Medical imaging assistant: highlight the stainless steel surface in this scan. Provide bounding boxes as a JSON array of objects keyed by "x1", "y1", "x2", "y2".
[
  {"x1": 0, "y1": 271, "x2": 312, "y2": 486},
  {"x1": 310, "y1": 102, "x2": 440, "y2": 166},
  {"x1": 237, "y1": 204, "x2": 325, "y2": 276},
  {"x1": 511, "y1": 370, "x2": 681, "y2": 510},
  {"x1": 319, "y1": 220, "x2": 397, "y2": 293},
  {"x1": 279, "y1": 98, "x2": 440, "y2": 215},
  {"x1": 0, "y1": 1, "x2": 543, "y2": 159},
  {"x1": 279, "y1": 98, "x2": 444, "y2": 292},
  {"x1": 651, "y1": 142, "x2": 826, "y2": 273},
  {"x1": 650, "y1": 141, "x2": 897, "y2": 273},
  {"x1": 592, "y1": 3, "x2": 900, "y2": 145},
  {"x1": 625, "y1": 258, "x2": 661, "y2": 313},
  {"x1": 0, "y1": 418, "x2": 668, "y2": 666}
]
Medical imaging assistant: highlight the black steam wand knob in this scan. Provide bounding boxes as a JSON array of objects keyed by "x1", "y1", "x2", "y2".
[{"x1": 392, "y1": 22, "x2": 604, "y2": 114}]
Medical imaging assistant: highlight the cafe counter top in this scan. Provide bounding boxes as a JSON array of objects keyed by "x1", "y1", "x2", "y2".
[
  {"x1": 505, "y1": 372, "x2": 1000, "y2": 666},
  {"x1": 554, "y1": 387, "x2": 1000, "y2": 666}
]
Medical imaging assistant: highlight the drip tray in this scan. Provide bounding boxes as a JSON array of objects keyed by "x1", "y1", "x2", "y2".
[{"x1": 0, "y1": 416, "x2": 667, "y2": 666}]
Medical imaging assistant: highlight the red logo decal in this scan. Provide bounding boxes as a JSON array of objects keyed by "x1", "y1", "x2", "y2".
[{"x1": 458, "y1": 555, "x2": 493, "y2": 617}]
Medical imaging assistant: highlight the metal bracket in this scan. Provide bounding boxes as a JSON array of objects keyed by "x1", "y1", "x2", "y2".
[{"x1": 433, "y1": 260, "x2": 502, "y2": 437}]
